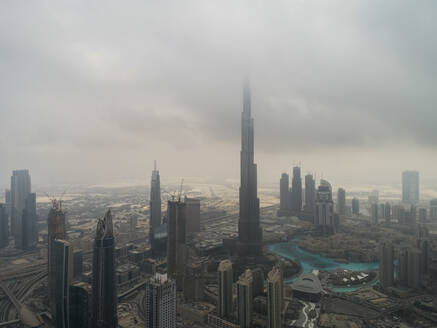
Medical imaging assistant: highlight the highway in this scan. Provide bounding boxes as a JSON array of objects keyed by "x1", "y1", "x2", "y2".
[{"x1": 0, "y1": 269, "x2": 46, "y2": 326}]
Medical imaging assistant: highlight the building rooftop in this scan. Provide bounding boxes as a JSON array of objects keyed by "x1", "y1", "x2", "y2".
[{"x1": 292, "y1": 273, "x2": 322, "y2": 294}]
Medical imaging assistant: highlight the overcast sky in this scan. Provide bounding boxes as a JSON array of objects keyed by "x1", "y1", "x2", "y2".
[{"x1": 1, "y1": 0, "x2": 437, "y2": 191}]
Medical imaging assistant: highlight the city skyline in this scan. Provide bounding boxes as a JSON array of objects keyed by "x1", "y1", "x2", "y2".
[{"x1": 1, "y1": 1, "x2": 437, "y2": 189}]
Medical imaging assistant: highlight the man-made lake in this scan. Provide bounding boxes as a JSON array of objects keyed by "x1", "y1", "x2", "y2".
[{"x1": 267, "y1": 240, "x2": 379, "y2": 292}]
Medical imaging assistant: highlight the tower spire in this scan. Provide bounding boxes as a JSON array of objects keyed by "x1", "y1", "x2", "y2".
[
  {"x1": 238, "y1": 78, "x2": 262, "y2": 256},
  {"x1": 243, "y1": 78, "x2": 251, "y2": 116}
]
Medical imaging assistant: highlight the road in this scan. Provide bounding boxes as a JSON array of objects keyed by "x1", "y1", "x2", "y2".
[{"x1": 0, "y1": 269, "x2": 46, "y2": 326}]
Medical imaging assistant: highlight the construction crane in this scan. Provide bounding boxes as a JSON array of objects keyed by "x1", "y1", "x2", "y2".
[{"x1": 178, "y1": 179, "x2": 184, "y2": 202}]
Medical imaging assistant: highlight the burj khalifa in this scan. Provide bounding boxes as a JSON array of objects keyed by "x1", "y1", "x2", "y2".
[{"x1": 238, "y1": 80, "x2": 263, "y2": 257}]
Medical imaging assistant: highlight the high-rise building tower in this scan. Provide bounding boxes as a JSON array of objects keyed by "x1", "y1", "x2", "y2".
[
  {"x1": 267, "y1": 266, "x2": 283, "y2": 328},
  {"x1": 419, "y1": 208, "x2": 427, "y2": 223},
  {"x1": 304, "y1": 174, "x2": 316, "y2": 215},
  {"x1": 384, "y1": 202, "x2": 392, "y2": 222},
  {"x1": 379, "y1": 242, "x2": 394, "y2": 289},
  {"x1": 21, "y1": 192, "x2": 36, "y2": 249},
  {"x1": 69, "y1": 282, "x2": 91, "y2": 328},
  {"x1": 290, "y1": 167, "x2": 302, "y2": 213},
  {"x1": 144, "y1": 273, "x2": 177, "y2": 328},
  {"x1": 0, "y1": 204, "x2": 8, "y2": 248},
  {"x1": 91, "y1": 210, "x2": 118, "y2": 328},
  {"x1": 351, "y1": 198, "x2": 359, "y2": 216},
  {"x1": 48, "y1": 200, "x2": 67, "y2": 315},
  {"x1": 417, "y1": 238, "x2": 429, "y2": 274},
  {"x1": 166, "y1": 201, "x2": 186, "y2": 290},
  {"x1": 430, "y1": 199, "x2": 437, "y2": 220},
  {"x1": 184, "y1": 196, "x2": 200, "y2": 234},
  {"x1": 54, "y1": 239, "x2": 73, "y2": 328},
  {"x1": 10, "y1": 170, "x2": 36, "y2": 249},
  {"x1": 279, "y1": 173, "x2": 290, "y2": 213},
  {"x1": 336, "y1": 188, "x2": 346, "y2": 216},
  {"x1": 397, "y1": 246, "x2": 409, "y2": 287},
  {"x1": 237, "y1": 269, "x2": 253, "y2": 328},
  {"x1": 407, "y1": 248, "x2": 422, "y2": 289},
  {"x1": 238, "y1": 80, "x2": 262, "y2": 257},
  {"x1": 150, "y1": 161, "x2": 162, "y2": 247},
  {"x1": 402, "y1": 171, "x2": 419, "y2": 204},
  {"x1": 217, "y1": 260, "x2": 233, "y2": 319},
  {"x1": 5, "y1": 189, "x2": 11, "y2": 228},
  {"x1": 314, "y1": 181, "x2": 335, "y2": 234},
  {"x1": 10, "y1": 170, "x2": 31, "y2": 237}
]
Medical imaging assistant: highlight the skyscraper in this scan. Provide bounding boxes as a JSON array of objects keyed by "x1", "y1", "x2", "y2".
[
  {"x1": 91, "y1": 210, "x2": 118, "y2": 328},
  {"x1": 430, "y1": 199, "x2": 437, "y2": 220},
  {"x1": 419, "y1": 208, "x2": 427, "y2": 223},
  {"x1": 184, "y1": 196, "x2": 200, "y2": 234},
  {"x1": 402, "y1": 170, "x2": 419, "y2": 204},
  {"x1": 336, "y1": 188, "x2": 346, "y2": 216},
  {"x1": 351, "y1": 198, "x2": 359, "y2": 216},
  {"x1": 150, "y1": 161, "x2": 162, "y2": 247},
  {"x1": 166, "y1": 201, "x2": 186, "y2": 290},
  {"x1": 397, "y1": 246, "x2": 409, "y2": 287},
  {"x1": 379, "y1": 242, "x2": 394, "y2": 289},
  {"x1": 0, "y1": 204, "x2": 8, "y2": 248},
  {"x1": 48, "y1": 199, "x2": 67, "y2": 315},
  {"x1": 10, "y1": 170, "x2": 31, "y2": 237},
  {"x1": 384, "y1": 202, "x2": 391, "y2": 222},
  {"x1": 304, "y1": 174, "x2": 316, "y2": 215},
  {"x1": 20, "y1": 192, "x2": 36, "y2": 249},
  {"x1": 217, "y1": 260, "x2": 233, "y2": 319},
  {"x1": 290, "y1": 167, "x2": 302, "y2": 213},
  {"x1": 54, "y1": 239, "x2": 73, "y2": 328},
  {"x1": 144, "y1": 273, "x2": 176, "y2": 328},
  {"x1": 237, "y1": 269, "x2": 253, "y2": 328},
  {"x1": 10, "y1": 170, "x2": 35, "y2": 249},
  {"x1": 279, "y1": 173, "x2": 290, "y2": 213},
  {"x1": 5, "y1": 189, "x2": 11, "y2": 224},
  {"x1": 417, "y1": 238, "x2": 429, "y2": 274},
  {"x1": 69, "y1": 282, "x2": 91, "y2": 328},
  {"x1": 238, "y1": 80, "x2": 262, "y2": 257},
  {"x1": 267, "y1": 266, "x2": 283, "y2": 328},
  {"x1": 313, "y1": 181, "x2": 335, "y2": 234},
  {"x1": 407, "y1": 248, "x2": 422, "y2": 289}
]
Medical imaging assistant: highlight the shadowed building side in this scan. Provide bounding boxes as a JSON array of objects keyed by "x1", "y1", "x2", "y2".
[
  {"x1": 237, "y1": 269, "x2": 253, "y2": 328},
  {"x1": 166, "y1": 201, "x2": 186, "y2": 291},
  {"x1": 91, "y1": 210, "x2": 118, "y2": 328},
  {"x1": 218, "y1": 259, "x2": 233, "y2": 319},
  {"x1": 48, "y1": 200, "x2": 67, "y2": 316},
  {"x1": 150, "y1": 161, "x2": 161, "y2": 250},
  {"x1": 238, "y1": 80, "x2": 263, "y2": 257},
  {"x1": 54, "y1": 239, "x2": 73, "y2": 328},
  {"x1": 0, "y1": 204, "x2": 8, "y2": 248}
]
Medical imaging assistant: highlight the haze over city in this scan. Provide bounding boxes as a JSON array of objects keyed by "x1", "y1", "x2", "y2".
[
  {"x1": 1, "y1": 1, "x2": 437, "y2": 190},
  {"x1": 2, "y1": 2, "x2": 437, "y2": 328}
]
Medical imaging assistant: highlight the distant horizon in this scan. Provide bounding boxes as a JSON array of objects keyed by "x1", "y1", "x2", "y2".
[{"x1": 2, "y1": 1, "x2": 436, "y2": 199}]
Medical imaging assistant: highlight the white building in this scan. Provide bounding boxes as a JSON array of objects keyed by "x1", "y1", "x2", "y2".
[{"x1": 144, "y1": 273, "x2": 176, "y2": 328}]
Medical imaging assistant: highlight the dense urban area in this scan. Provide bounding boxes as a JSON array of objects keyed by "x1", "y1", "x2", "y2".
[{"x1": 1, "y1": 82, "x2": 437, "y2": 328}]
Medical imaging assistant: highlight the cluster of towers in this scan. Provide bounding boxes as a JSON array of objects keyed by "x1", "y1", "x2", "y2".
[
  {"x1": 278, "y1": 171, "x2": 340, "y2": 234},
  {"x1": 278, "y1": 167, "x2": 305, "y2": 217},
  {"x1": 47, "y1": 203, "x2": 118, "y2": 328},
  {"x1": 379, "y1": 235, "x2": 430, "y2": 291},
  {"x1": 216, "y1": 259, "x2": 284, "y2": 328}
]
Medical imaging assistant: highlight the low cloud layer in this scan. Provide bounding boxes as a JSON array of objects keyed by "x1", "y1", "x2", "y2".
[{"x1": 1, "y1": 1, "x2": 436, "y2": 188}]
